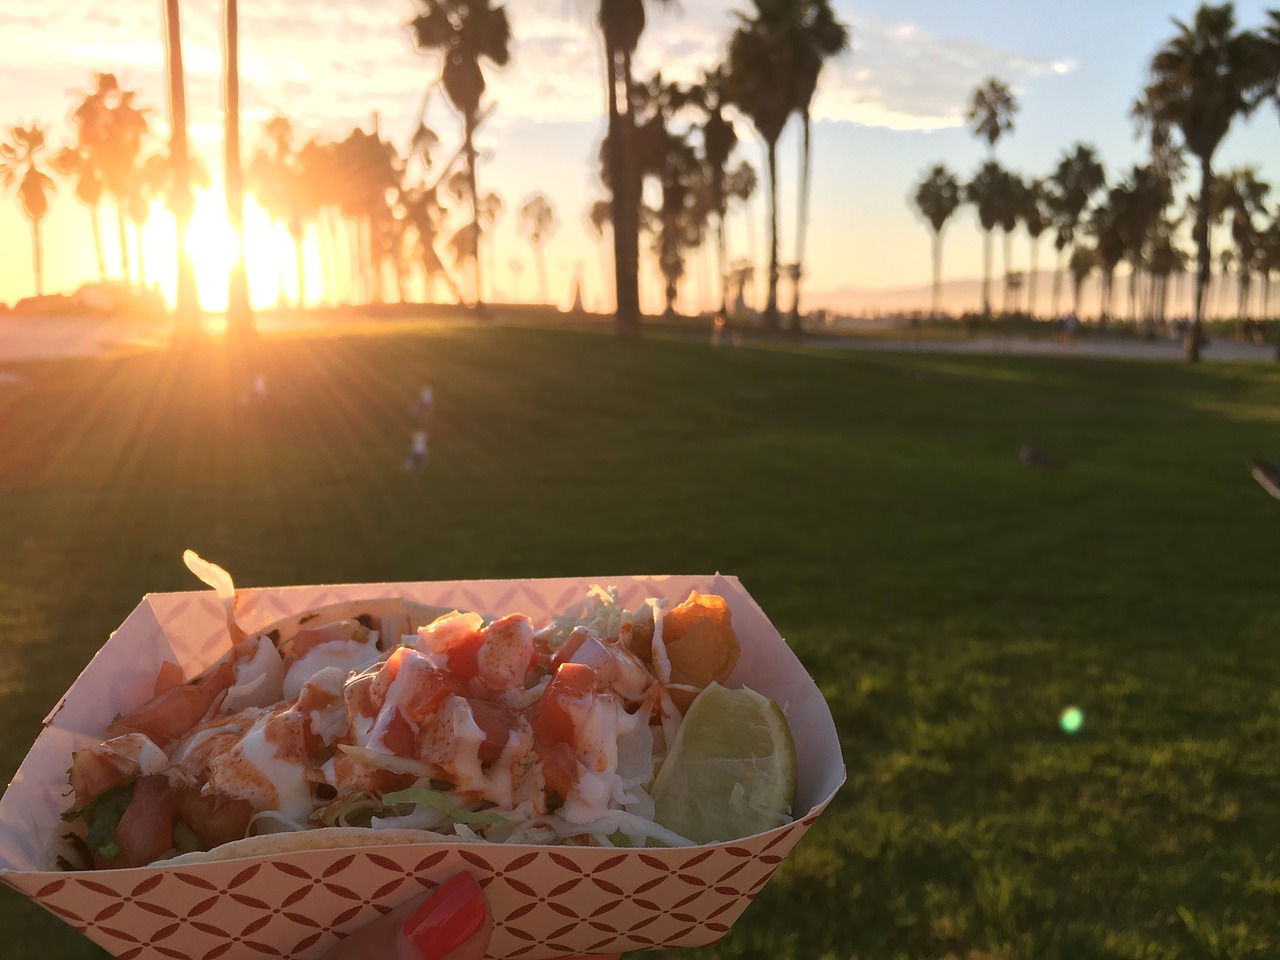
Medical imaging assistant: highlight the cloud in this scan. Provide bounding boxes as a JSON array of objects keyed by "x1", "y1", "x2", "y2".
[{"x1": 812, "y1": 14, "x2": 1079, "y2": 130}]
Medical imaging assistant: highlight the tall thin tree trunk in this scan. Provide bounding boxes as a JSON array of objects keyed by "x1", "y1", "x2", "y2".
[
  {"x1": 31, "y1": 219, "x2": 43, "y2": 296},
  {"x1": 1189, "y1": 156, "x2": 1213, "y2": 362},
  {"x1": 117, "y1": 201, "x2": 131, "y2": 284},
  {"x1": 466, "y1": 111, "x2": 483, "y2": 311},
  {"x1": 787, "y1": 111, "x2": 812, "y2": 335},
  {"x1": 764, "y1": 137, "x2": 779, "y2": 334},
  {"x1": 1050, "y1": 249, "x2": 1063, "y2": 318},
  {"x1": 163, "y1": 0, "x2": 201, "y2": 338},
  {"x1": 930, "y1": 229, "x2": 942, "y2": 319},
  {"x1": 606, "y1": 44, "x2": 640, "y2": 338},
  {"x1": 291, "y1": 221, "x2": 305, "y2": 308},
  {"x1": 715, "y1": 209, "x2": 728, "y2": 315},
  {"x1": 981, "y1": 229, "x2": 992, "y2": 318},
  {"x1": 135, "y1": 223, "x2": 147, "y2": 289},
  {"x1": 89, "y1": 205, "x2": 106, "y2": 282},
  {"x1": 224, "y1": 0, "x2": 253, "y2": 339},
  {"x1": 1028, "y1": 237, "x2": 1040, "y2": 318}
]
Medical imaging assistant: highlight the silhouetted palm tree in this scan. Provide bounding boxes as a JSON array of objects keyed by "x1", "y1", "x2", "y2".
[
  {"x1": 693, "y1": 68, "x2": 737, "y2": 315},
  {"x1": 412, "y1": 0, "x2": 511, "y2": 312},
  {"x1": 1, "y1": 125, "x2": 56, "y2": 296},
  {"x1": 1046, "y1": 143, "x2": 1106, "y2": 318},
  {"x1": 1214, "y1": 165, "x2": 1269, "y2": 332},
  {"x1": 162, "y1": 0, "x2": 200, "y2": 335},
  {"x1": 724, "y1": 1, "x2": 799, "y2": 333},
  {"x1": 912, "y1": 164, "x2": 961, "y2": 318},
  {"x1": 1069, "y1": 245, "x2": 1096, "y2": 319},
  {"x1": 1135, "y1": 2, "x2": 1271, "y2": 360},
  {"x1": 785, "y1": 0, "x2": 849, "y2": 330},
  {"x1": 1020, "y1": 179, "x2": 1050, "y2": 317},
  {"x1": 518, "y1": 194, "x2": 557, "y2": 304},
  {"x1": 1088, "y1": 190, "x2": 1127, "y2": 325},
  {"x1": 967, "y1": 77, "x2": 1018, "y2": 156},
  {"x1": 587, "y1": 198, "x2": 613, "y2": 311},
  {"x1": 224, "y1": 0, "x2": 253, "y2": 338},
  {"x1": 965, "y1": 160, "x2": 1006, "y2": 317},
  {"x1": 597, "y1": 0, "x2": 674, "y2": 337},
  {"x1": 247, "y1": 116, "x2": 309, "y2": 308}
]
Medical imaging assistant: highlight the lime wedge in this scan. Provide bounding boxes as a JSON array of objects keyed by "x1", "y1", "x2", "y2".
[{"x1": 652, "y1": 682, "x2": 798, "y2": 843}]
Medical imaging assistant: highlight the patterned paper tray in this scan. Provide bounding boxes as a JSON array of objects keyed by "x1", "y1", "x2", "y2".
[{"x1": 0, "y1": 575, "x2": 844, "y2": 960}]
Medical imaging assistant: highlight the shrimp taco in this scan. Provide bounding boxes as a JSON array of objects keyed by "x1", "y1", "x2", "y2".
[{"x1": 58, "y1": 555, "x2": 792, "y2": 870}]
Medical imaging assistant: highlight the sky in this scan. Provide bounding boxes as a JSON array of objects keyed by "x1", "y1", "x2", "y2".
[{"x1": 0, "y1": 0, "x2": 1278, "y2": 314}]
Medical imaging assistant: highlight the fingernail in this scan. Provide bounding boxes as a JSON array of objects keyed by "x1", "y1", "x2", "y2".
[{"x1": 401, "y1": 873, "x2": 488, "y2": 960}]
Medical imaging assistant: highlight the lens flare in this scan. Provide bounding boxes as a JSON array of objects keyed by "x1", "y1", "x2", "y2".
[{"x1": 1059, "y1": 706, "x2": 1084, "y2": 734}]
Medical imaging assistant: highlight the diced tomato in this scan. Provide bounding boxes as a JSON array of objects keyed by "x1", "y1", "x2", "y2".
[
  {"x1": 94, "y1": 775, "x2": 175, "y2": 870},
  {"x1": 466, "y1": 699, "x2": 518, "y2": 763},
  {"x1": 391, "y1": 653, "x2": 469, "y2": 727},
  {"x1": 175, "y1": 787, "x2": 253, "y2": 850},
  {"x1": 444, "y1": 631, "x2": 485, "y2": 680},
  {"x1": 107, "y1": 661, "x2": 235, "y2": 747},
  {"x1": 538, "y1": 740, "x2": 578, "y2": 802},
  {"x1": 531, "y1": 662, "x2": 595, "y2": 745},
  {"x1": 152, "y1": 661, "x2": 185, "y2": 696},
  {"x1": 379, "y1": 706, "x2": 418, "y2": 757},
  {"x1": 69, "y1": 746, "x2": 134, "y2": 804}
]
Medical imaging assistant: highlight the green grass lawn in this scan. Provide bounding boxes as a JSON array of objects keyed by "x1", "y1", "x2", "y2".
[{"x1": 2, "y1": 319, "x2": 1279, "y2": 960}]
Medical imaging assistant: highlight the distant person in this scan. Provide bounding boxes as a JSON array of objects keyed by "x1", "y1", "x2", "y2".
[
  {"x1": 411, "y1": 384, "x2": 435, "y2": 419},
  {"x1": 404, "y1": 429, "x2": 429, "y2": 471}
]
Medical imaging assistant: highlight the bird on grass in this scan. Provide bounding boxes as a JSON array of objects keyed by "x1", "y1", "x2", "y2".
[
  {"x1": 1020, "y1": 442, "x2": 1066, "y2": 469},
  {"x1": 1248, "y1": 458, "x2": 1280, "y2": 499}
]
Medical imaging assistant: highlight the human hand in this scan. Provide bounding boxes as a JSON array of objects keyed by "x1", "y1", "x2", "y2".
[{"x1": 318, "y1": 872, "x2": 620, "y2": 960}]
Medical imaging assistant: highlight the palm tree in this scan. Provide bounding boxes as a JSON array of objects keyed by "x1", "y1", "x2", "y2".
[
  {"x1": 1069, "y1": 245, "x2": 1096, "y2": 320},
  {"x1": 1020, "y1": 179, "x2": 1051, "y2": 317},
  {"x1": 224, "y1": 0, "x2": 253, "y2": 339},
  {"x1": 1135, "y1": 2, "x2": 1272, "y2": 360},
  {"x1": 1088, "y1": 190, "x2": 1127, "y2": 325},
  {"x1": 162, "y1": 0, "x2": 200, "y2": 335},
  {"x1": 784, "y1": 0, "x2": 850, "y2": 331},
  {"x1": 1, "y1": 125, "x2": 56, "y2": 296},
  {"x1": 247, "y1": 116, "x2": 309, "y2": 308},
  {"x1": 995, "y1": 170, "x2": 1023, "y2": 315},
  {"x1": 1214, "y1": 166, "x2": 1270, "y2": 334},
  {"x1": 587, "y1": 198, "x2": 613, "y2": 312},
  {"x1": 411, "y1": 0, "x2": 511, "y2": 313},
  {"x1": 965, "y1": 160, "x2": 1007, "y2": 317},
  {"x1": 84, "y1": 76, "x2": 148, "y2": 286},
  {"x1": 967, "y1": 77, "x2": 1018, "y2": 156},
  {"x1": 597, "y1": 0, "x2": 674, "y2": 337},
  {"x1": 724, "y1": 1, "x2": 800, "y2": 333},
  {"x1": 693, "y1": 68, "x2": 737, "y2": 316},
  {"x1": 518, "y1": 194, "x2": 557, "y2": 304},
  {"x1": 912, "y1": 164, "x2": 962, "y2": 318},
  {"x1": 1046, "y1": 143, "x2": 1106, "y2": 318}
]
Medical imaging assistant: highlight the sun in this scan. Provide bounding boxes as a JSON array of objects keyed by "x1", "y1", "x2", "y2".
[{"x1": 142, "y1": 185, "x2": 305, "y2": 315}]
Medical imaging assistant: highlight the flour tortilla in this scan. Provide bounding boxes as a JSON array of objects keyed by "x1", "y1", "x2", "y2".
[{"x1": 161, "y1": 827, "x2": 458, "y2": 866}]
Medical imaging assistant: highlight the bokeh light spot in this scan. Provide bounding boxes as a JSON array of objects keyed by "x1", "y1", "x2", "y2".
[{"x1": 1059, "y1": 706, "x2": 1084, "y2": 734}]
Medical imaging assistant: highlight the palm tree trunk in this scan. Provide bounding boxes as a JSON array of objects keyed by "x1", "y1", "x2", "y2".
[
  {"x1": 536, "y1": 243, "x2": 548, "y2": 304},
  {"x1": 605, "y1": 43, "x2": 641, "y2": 338},
  {"x1": 1028, "y1": 238, "x2": 1040, "y2": 318},
  {"x1": 765, "y1": 137, "x2": 779, "y2": 334},
  {"x1": 465, "y1": 111, "x2": 483, "y2": 311},
  {"x1": 981, "y1": 229, "x2": 992, "y2": 318},
  {"x1": 117, "y1": 201, "x2": 131, "y2": 284},
  {"x1": 1051, "y1": 249, "x2": 1063, "y2": 318},
  {"x1": 163, "y1": 0, "x2": 201, "y2": 337},
  {"x1": 89, "y1": 205, "x2": 106, "y2": 282},
  {"x1": 787, "y1": 111, "x2": 812, "y2": 335},
  {"x1": 930, "y1": 229, "x2": 942, "y2": 319},
  {"x1": 30, "y1": 219, "x2": 43, "y2": 296},
  {"x1": 135, "y1": 223, "x2": 148, "y2": 289},
  {"x1": 224, "y1": 0, "x2": 253, "y2": 339},
  {"x1": 1189, "y1": 156, "x2": 1213, "y2": 362},
  {"x1": 291, "y1": 221, "x2": 305, "y2": 308}
]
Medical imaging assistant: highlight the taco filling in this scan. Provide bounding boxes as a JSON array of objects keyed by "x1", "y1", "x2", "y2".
[{"x1": 59, "y1": 569, "x2": 787, "y2": 869}]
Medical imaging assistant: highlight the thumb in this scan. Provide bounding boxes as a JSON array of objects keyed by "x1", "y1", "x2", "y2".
[{"x1": 320, "y1": 872, "x2": 491, "y2": 960}]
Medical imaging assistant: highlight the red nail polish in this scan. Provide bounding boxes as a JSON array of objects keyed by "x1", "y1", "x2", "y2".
[{"x1": 401, "y1": 873, "x2": 488, "y2": 960}]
